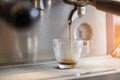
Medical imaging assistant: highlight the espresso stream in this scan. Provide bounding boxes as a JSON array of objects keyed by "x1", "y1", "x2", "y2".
[{"x1": 59, "y1": 6, "x2": 78, "y2": 65}]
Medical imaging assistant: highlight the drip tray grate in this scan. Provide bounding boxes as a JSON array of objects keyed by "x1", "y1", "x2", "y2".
[{"x1": 0, "y1": 56, "x2": 120, "y2": 80}]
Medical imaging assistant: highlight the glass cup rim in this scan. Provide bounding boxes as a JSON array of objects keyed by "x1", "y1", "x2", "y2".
[{"x1": 53, "y1": 39, "x2": 84, "y2": 43}]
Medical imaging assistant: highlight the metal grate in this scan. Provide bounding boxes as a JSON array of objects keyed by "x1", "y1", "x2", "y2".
[{"x1": 0, "y1": 56, "x2": 120, "y2": 80}]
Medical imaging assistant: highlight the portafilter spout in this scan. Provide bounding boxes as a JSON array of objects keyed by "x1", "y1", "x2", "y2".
[
  {"x1": 63, "y1": 0, "x2": 88, "y2": 17},
  {"x1": 64, "y1": 0, "x2": 120, "y2": 16}
]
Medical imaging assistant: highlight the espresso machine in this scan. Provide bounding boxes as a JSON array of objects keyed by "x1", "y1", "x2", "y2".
[
  {"x1": 0, "y1": 0, "x2": 119, "y2": 64},
  {"x1": 0, "y1": 0, "x2": 120, "y2": 80},
  {"x1": 0, "y1": 0, "x2": 120, "y2": 64}
]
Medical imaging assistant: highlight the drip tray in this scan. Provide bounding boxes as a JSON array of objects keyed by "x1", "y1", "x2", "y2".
[{"x1": 0, "y1": 55, "x2": 120, "y2": 80}]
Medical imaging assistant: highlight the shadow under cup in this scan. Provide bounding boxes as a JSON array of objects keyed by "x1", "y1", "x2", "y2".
[{"x1": 53, "y1": 39, "x2": 83, "y2": 69}]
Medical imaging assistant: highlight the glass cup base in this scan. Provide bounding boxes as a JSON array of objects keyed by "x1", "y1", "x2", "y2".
[{"x1": 58, "y1": 64, "x2": 76, "y2": 69}]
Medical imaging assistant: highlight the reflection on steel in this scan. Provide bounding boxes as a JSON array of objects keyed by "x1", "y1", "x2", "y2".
[
  {"x1": 34, "y1": 0, "x2": 44, "y2": 10},
  {"x1": 0, "y1": 0, "x2": 72, "y2": 65}
]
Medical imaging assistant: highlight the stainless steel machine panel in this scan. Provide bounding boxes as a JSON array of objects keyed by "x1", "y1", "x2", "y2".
[{"x1": 0, "y1": 0, "x2": 73, "y2": 64}]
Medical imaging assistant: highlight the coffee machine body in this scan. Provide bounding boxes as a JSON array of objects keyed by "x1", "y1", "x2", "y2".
[{"x1": 0, "y1": 0, "x2": 107, "y2": 65}]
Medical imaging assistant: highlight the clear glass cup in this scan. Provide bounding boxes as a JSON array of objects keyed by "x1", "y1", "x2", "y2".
[
  {"x1": 81, "y1": 40, "x2": 91, "y2": 57},
  {"x1": 53, "y1": 39, "x2": 83, "y2": 69}
]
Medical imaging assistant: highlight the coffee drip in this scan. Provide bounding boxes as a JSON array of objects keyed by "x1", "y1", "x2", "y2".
[{"x1": 61, "y1": 5, "x2": 79, "y2": 65}]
